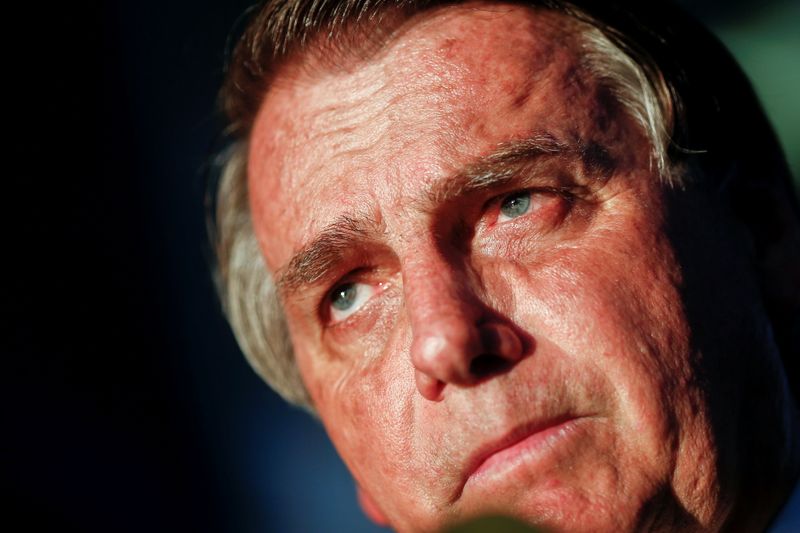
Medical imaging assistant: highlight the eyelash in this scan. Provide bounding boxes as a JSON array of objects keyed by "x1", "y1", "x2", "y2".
[
  {"x1": 327, "y1": 281, "x2": 374, "y2": 324},
  {"x1": 490, "y1": 187, "x2": 567, "y2": 225},
  {"x1": 322, "y1": 271, "x2": 391, "y2": 327}
]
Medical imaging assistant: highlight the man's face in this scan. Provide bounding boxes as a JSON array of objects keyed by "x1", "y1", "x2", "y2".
[{"x1": 247, "y1": 4, "x2": 747, "y2": 531}]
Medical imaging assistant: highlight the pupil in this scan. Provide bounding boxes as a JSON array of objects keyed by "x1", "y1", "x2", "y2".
[
  {"x1": 331, "y1": 283, "x2": 357, "y2": 311},
  {"x1": 500, "y1": 192, "x2": 531, "y2": 218}
]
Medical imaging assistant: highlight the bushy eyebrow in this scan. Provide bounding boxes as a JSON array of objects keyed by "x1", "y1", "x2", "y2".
[
  {"x1": 275, "y1": 131, "x2": 614, "y2": 296},
  {"x1": 427, "y1": 132, "x2": 568, "y2": 205},
  {"x1": 427, "y1": 131, "x2": 615, "y2": 206},
  {"x1": 276, "y1": 215, "x2": 382, "y2": 295}
]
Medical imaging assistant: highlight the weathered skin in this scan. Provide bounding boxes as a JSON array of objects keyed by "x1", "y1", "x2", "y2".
[{"x1": 246, "y1": 3, "x2": 791, "y2": 531}]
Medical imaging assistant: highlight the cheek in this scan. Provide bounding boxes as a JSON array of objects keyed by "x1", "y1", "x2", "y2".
[
  {"x1": 482, "y1": 217, "x2": 692, "y2": 443},
  {"x1": 297, "y1": 323, "x2": 419, "y2": 475},
  {"x1": 324, "y1": 289, "x2": 402, "y2": 360}
]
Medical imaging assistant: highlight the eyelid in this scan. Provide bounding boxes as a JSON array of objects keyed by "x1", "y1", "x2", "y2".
[
  {"x1": 487, "y1": 187, "x2": 538, "y2": 217},
  {"x1": 482, "y1": 186, "x2": 576, "y2": 232},
  {"x1": 321, "y1": 271, "x2": 391, "y2": 327},
  {"x1": 328, "y1": 282, "x2": 375, "y2": 324}
]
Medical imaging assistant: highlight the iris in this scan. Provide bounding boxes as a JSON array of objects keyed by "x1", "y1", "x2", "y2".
[
  {"x1": 500, "y1": 192, "x2": 531, "y2": 219},
  {"x1": 331, "y1": 283, "x2": 357, "y2": 310}
]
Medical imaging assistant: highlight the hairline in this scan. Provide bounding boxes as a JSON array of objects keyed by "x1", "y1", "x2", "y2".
[{"x1": 214, "y1": 1, "x2": 677, "y2": 411}]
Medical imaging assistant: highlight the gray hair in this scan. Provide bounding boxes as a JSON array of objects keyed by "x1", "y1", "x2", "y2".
[{"x1": 212, "y1": 1, "x2": 677, "y2": 411}]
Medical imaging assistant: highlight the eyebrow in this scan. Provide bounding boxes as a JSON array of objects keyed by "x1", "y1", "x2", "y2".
[
  {"x1": 426, "y1": 132, "x2": 569, "y2": 206},
  {"x1": 275, "y1": 131, "x2": 613, "y2": 295},
  {"x1": 277, "y1": 214, "x2": 383, "y2": 295}
]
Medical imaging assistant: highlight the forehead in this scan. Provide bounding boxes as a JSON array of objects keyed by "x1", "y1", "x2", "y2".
[{"x1": 248, "y1": 3, "x2": 601, "y2": 271}]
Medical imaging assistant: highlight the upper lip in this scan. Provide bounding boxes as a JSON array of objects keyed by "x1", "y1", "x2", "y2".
[{"x1": 452, "y1": 413, "x2": 580, "y2": 502}]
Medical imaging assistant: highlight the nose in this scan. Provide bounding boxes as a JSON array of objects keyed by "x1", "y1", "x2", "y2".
[{"x1": 405, "y1": 260, "x2": 524, "y2": 401}]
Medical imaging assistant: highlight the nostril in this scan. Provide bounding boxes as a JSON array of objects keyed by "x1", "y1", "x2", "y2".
[{"x1": 469, "y1": 354, "x2": 511, "y2": 379}]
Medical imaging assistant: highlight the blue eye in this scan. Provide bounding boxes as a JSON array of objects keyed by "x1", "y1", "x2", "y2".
[
  {"x1": 328, "y1": 282, "x2": 375, "y2": 323},
  {"x1": 499, "y1": 191, "x2": 531, "y2": 221},
  {"x1": 331, "y1": 283, "x2": 358, "y2": 311}
]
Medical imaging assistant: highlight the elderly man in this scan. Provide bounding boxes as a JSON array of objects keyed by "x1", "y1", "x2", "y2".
[{"x1": 211, "y1": 0, "x2": 800, "y2": 530}]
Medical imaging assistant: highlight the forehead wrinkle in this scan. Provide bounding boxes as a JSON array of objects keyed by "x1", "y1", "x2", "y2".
[
  {"x1": 295, "y1": 82, "x2": 393, "y2": 163},
  {"x1": 276, "y1": 213, "x2": 384, "y2": 295},
  {"x1": 279, "y1": 55, "x2": 461, "y2": 191}
]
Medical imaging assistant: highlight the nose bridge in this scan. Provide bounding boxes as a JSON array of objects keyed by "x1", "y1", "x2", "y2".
[
  {"x1": 400, "y1": 237, "x2": 526, "y2": 401},
  {"x1": 402, "y1": 245, "x2": 482, "y2": 397},
  {"x1": 403, "y1": 247, "x2": 480, "y2": 337}
]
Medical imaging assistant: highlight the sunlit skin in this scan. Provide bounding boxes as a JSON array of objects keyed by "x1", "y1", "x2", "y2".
[{"x1": 246, "y1": 4, "x2": 792, "y2": 531}]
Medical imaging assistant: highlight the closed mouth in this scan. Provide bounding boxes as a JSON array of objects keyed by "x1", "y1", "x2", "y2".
[{"x1": 454, "y1": 414, "x2": 586, "y2": 501}]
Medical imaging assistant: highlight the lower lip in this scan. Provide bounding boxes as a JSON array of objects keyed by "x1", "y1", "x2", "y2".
[{"x1": 466, "y1": 417, "x2": 586, "y2": 489}]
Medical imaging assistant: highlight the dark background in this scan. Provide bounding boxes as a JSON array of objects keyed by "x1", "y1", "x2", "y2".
[{"x1": 5, "y1": 1, "x2": 798, "y2": 532}]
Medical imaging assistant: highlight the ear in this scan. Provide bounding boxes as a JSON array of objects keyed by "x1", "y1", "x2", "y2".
[{"x1": 357, "y1": 485, "x2": 389, "y2": 526}]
